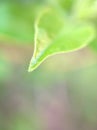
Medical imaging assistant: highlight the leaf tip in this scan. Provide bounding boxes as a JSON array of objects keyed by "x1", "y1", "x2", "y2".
[
  {"x1": 28, "y1": 57, "x2": 39, "y2": 72},
  {"x1": 28, "y1": 64, "x2": 35, "y2": 72}
]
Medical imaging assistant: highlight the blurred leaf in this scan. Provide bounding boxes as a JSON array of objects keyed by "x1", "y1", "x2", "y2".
[
  {"x1": 28, "y1": 6, "x2": 95, "y2": 72},
  {"x1": 73, "y1": 0, "x2": 97, "y2": 20},
  {"x1": 89, "y1": 37, "x2": 97, "y2": 52},
  {"x1": 88, "y1": 23, "x2": 97, "y2": 51},
  {"x1": 57, "y1": 0, "x2": 75, "y2": 12},
  {"x1": 0, "y1": 1, "x2": 43, "y2": 43}
]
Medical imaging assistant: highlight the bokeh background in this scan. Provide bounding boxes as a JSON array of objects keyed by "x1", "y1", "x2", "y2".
[{"x1": 1, "y1": 0, "x2": 97, "y2": 130}]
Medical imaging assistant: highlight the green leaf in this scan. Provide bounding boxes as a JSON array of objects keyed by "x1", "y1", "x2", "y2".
[
  {"x1": 89, "y1": 36, "x2": 97, "y2": 52},
  {"x1": 0, "y1": 2, "x2": 43, "y2": 43},
  {"x1": 89, "y1": 24, "x2": 97, "y2": 52},
  {"x1": 73, "y1": 0, "x2": 97, "y2": 20},
  {"x1": 57, "y1": 0, "x2": 75, "y2": 12},
  {"x1": 28, "y1": 6, "x2": 95, "y2": 72}
]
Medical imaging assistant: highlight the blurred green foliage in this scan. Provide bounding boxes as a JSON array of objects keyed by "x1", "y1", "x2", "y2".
[{"x1": 0, "y1": 1, "x2": 43, "y2": 43}]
